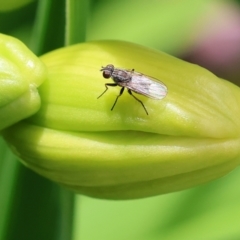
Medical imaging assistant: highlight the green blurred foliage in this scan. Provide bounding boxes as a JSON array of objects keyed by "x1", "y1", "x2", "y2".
[
  {"x1": 74, "y1": 166, "x2": 240, "y2": 240},
  {"x1": 1, "y1": 0, "x2": 240, "y2": 240},
  {"x1": 0, "y1": 2, "x2": 36, "y2": 36},
  {"x1": 87, "y1": 0, "x2": 210, "y2": 54},
  {"x1": 0, "y1": 0, "x2": 35, "y2": 11}
]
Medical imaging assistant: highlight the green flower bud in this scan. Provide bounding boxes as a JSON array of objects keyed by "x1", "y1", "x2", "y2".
[
  {"x1": 0, "y1": 33, "x2": 46, "y2": 130},
  {"x1": 3, "y1": 41, "x2": 240, "y2": 199}
]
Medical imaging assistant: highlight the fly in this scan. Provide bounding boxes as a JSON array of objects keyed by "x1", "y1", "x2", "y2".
[{"x1": 97, "y1": 64, "x2": 167, "y2": 115}]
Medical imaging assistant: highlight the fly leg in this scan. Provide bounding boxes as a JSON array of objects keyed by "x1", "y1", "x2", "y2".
[
  {"x1": 97, "y1": 83, "x2": 117, "y2": 99},
  {"x1": 128, "y1": 89, "x2": 148, "y2": 115},
  {"x1": 111, "y1": 87, "x2": 125, "y2": 111}
]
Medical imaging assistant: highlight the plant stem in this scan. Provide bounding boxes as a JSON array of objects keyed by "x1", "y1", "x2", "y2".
[
  {"x1": 29, "y1": 0, "x2": 52, "y2": 55},
  {"x1": 30, "y1": 0, "x2": 65, "y2": 55},
  {"x1": 0, "y1": 138, "x2": 20, "y2": 240},
  {"x1": 65, "y1": 0, "x2": 89, "y2": 45}
]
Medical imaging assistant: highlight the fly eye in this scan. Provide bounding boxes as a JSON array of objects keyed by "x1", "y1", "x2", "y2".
[{"x1": 103, "y1": 71, "x2": 111, "y2": 79}]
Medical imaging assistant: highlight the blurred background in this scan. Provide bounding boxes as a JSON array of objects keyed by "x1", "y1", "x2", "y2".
[
  {"x1": 1, "y1": 0, "x2": 240, "y2": 240},
  {"x1": 2, "y1": 0, "x2": 240, "y2": 84}
]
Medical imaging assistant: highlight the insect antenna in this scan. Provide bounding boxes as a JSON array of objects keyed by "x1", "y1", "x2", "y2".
[{"x1": 127, "y1": 89, "x2": 148, "y2": 115}]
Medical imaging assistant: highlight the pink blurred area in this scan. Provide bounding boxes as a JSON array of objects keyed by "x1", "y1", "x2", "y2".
[{"x1": 183, "y1": 1, "x2": 240, "y2": 85}]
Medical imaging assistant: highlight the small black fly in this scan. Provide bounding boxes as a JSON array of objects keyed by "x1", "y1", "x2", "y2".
[{"x1": 97, "y1": 64, "x2": 167, "y2": 115}]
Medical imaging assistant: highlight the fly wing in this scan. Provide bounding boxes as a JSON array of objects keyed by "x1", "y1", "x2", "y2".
[{"x1": 126, "y1": 72, "x2": 168, "y2": 100}]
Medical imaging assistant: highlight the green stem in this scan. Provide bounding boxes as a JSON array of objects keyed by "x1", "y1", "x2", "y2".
[
  {"x1": 56, "y1": 188, "x2": 75, "y2": 240},
  {"x1": 30, "y1": 0, "x2": 65, "y2": 55},
  {"x1": 29, "y1": 0, "x2": 52, "y2": 55},
  {"x1": 0, "y1": 138, "x2": 20, "y2": 240},
  {"x1": 65, "y1": 0, "x2": 89, "y2": 45}
]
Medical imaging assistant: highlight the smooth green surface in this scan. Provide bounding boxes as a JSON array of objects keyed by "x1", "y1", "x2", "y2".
[{"x1": 3, "y1": 122, "x2": 240, "y2": 199}]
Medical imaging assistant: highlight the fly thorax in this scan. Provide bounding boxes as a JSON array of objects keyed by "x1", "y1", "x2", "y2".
[{"x1": 112, "y1": 70, "x2": 132, "y2": 83}]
